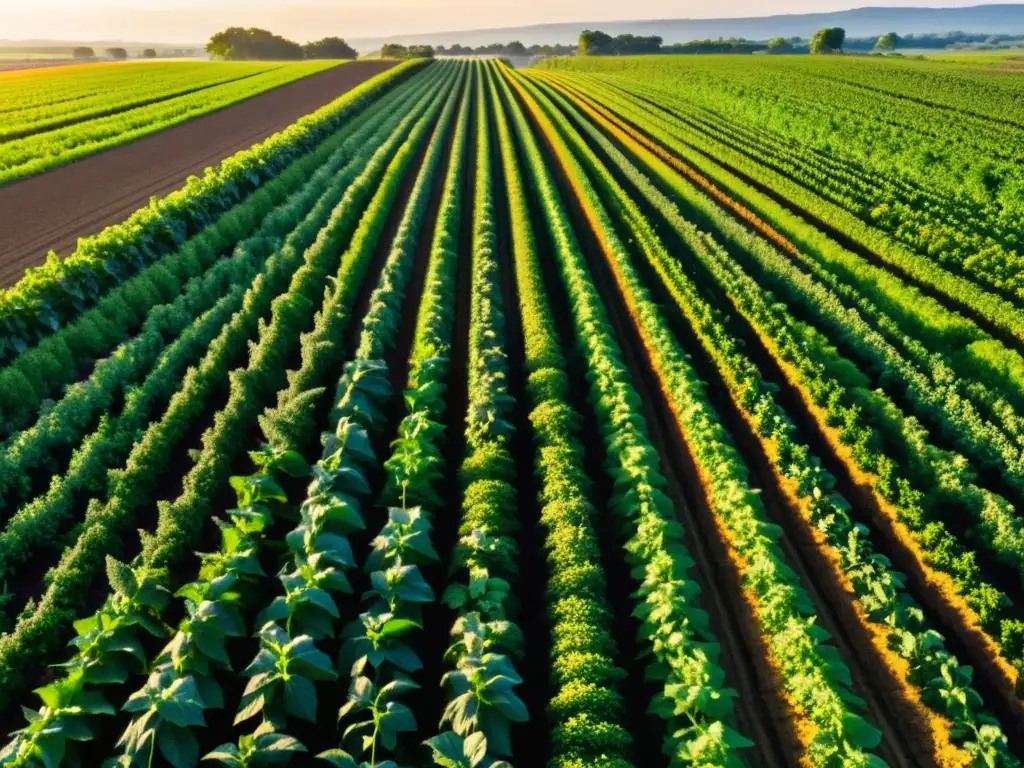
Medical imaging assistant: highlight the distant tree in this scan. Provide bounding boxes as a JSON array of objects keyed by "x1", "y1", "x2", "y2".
[
  {"x1": 811, "y1": 27, "x2": 846, "y2": 54},
  {"x1": 379, "y1": 43, "x2": 433, "y2": 59},
  {"x1": 579, "y1": 29, "x2": 614, "y2": 55},
  {"x1": 380, "y1": 43, "x2": 408, "y2": 58},
  {"x1": 72, "y1": 46, "x2": 94, "y2": 60},
  {"x1": 768, "y1": 36, "x2": 792, "y2": 53},
  {"x1": 874, "y1": 32, "x2": 901, "y2": 51},
  {"x1": 662, "y1": 37, "x2": 767, "y2": 54},
  {"x1": 613, "y1": 33, "x2": 662, "y2": 54},
  {"x1": 106, "y1": 47, "x2": 128, "y2": 60},
  {"x1": 303, "y1": 37, "x2": 357, "y2": 59},
  {"x1": 206, "y1": 27, "x2": 303, "y2": 60},
  {"x1": 505, "y1": 40, "x2": 528, "y2": 56},
  {"x1": 143, "y1": 48, "x2": 157, "y2": 58}
]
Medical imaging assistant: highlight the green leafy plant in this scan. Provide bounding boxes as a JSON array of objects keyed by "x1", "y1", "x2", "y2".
[
  {"x1": 115, "y1": 668, "x2": 206, "y2": 768},
  {"x1": 235, "y1": 624, "x2": 337, "y2": 730},
  {"x1": 424, "y1": 731, "x2": 512, "y2": 768},
  {"x1": 440, "y1": 650, "x2": 528, "y2": 756},
  {"x1": 204, "y1": 725, "x2": 307, "y2": 767},
  {"x1": 331, "y1": 676, "x2": 419, "y2": 763}
]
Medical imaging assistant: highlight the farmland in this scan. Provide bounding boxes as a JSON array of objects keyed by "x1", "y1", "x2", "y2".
[
  {"x1": 0, "y1": 60, "x2": 344, "y2": 184},
  {"x1": 0, "y1": 51, "x2": 1023, "y2": 768}
]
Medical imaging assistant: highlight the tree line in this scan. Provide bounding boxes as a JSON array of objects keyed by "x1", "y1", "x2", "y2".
[
  {"x1": 71, "y1": 47, "x2": 159, "y2": 60},
  {"x1": 578, "y1": 26, "x2": 1017, "y2": 57},
  {"x1": 206, "y1": 28, "x2": 358, "y2": 60},
  {"x1": 379, "y1": 43, "x2": 436, "y2": 59},
  {"x1": 437, "y1": 41, "x2": 576, "y2": 57},
  {"x1": 578, "y1": 27, "x2": 849, "y2": 55}
]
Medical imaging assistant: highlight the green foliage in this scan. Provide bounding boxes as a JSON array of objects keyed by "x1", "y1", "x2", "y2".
[
  {"x1": 206, "y1": 27, "x2": 303, "y2": 60},
  {"x1": 522, "y1": 66, "x2": 1017, "y2": 764},
  {"x1": 0, "y1": 61, "x2": 451, "y2": 719},
  {"x1": 381, "y1": 43, "x2": 436, "y2": 59},
  {"x1": 0, "y1": 59, "x2": 425, "y2": 353},
  {"x1": 811, "y1": 27, "x2": 846, "y2": 54},
  {"x1": 425, "y1": 731, "x2": 512, "y2": 768},
  {"x1": 874, "y1": 32, "x2": 901, "y2": 51},
  {"x1": 304, "y1": 37, "x2": 358, "y2": 60},
  {"x1": 204, "y1": 727, "x2": 307, "y2": 767},
  {"x1": 578, "y1": 30, "x2": 662, "y2": 56}
]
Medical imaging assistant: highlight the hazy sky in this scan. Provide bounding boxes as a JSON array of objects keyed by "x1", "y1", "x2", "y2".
[{"x1": 1, "y1": 0, "x2": 1019, "y2": 43}]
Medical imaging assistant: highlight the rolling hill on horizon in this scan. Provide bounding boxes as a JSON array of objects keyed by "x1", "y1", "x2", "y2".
[{"x1": 349, "y1": 4, "x2": 1024, "y2": 50}]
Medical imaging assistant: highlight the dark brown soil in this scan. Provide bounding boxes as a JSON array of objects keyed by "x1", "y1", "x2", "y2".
[{"x1": 0, "y1": 60, "x2": 395, "y2": 288}]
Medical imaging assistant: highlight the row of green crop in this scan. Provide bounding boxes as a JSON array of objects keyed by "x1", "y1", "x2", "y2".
[
  {"x1": 434, "y1": 67, "x2": 529, "y2": 765},
  {"x1": 212, "y1": 78, "x2": 464, "y2": 766},
  {"x1": 534, "y1": 56, "x2": 1023, "y2": 213},
  {"x1": 0, "y1": 62, "x2": 268, "y2": 119},
  {"x1": 0, "y1": 63, "x2": 453, "y2": 713},
  {"x1": 602, "y1": 85, "x2": 1024, "y2": 504},
  {"x1": 0, "y1": 63, "x2": 289, "y2": 142},
  {"x1": 488, "y1": 64, "x2": 634, "y2": 768},
  {"x1": 496, "y1": 64, "x2": 753, "y2": 766},
  {"x1": 529, "y1": 71, "x2": 1024, "y2": 722},
  {"x1": 526, "y1": 76, "x2": 994, "y2": 357},
  {"x1": 535, "y1": 69, "x2": 1024, "y2": 352},
  {"x1": 620, "y1": 92, "x2": 1024, "y2": 412},
  {"x1": 540, "y1": 71, "x2": 1024, "y2": 497},
  {"x1": 0, "y1": 67, "x2": 448, "y2": 634},
  {"x1": 0, "y1": 69, "x2": 432, "y2": 508},
  {"x1": 536, "y1": 73, "x2": 1024, "y2": 482},
  {"x1": 0, "y1": 61, "x2": 343, "y2": 184},
  {"x1": 0, "y1": 59, "x2": 425, "y2": 361},
  {"x1": 532, "y1": 75, "x2": 1024, "y2": 580},
  {"x1": 0, "y1": 71, "x2": 396, "y2": 425},
  {"x1": 541, "y1": 71, "x2": 1024, "y2": 677},
  {"x1": 0, "y1": 62, "x2": 466, "y2": 765},
  {"x1": 525, "y1": 71, "x2": 1019, "y2": 766},
  {"x1": 511, "y1": 67, "x2": 892, "y2": 766},
  {"x1": 606, "y1": 77, "x2": 1023, "y2": 302}
]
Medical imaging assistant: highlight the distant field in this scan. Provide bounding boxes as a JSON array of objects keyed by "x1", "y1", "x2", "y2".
[
  {"x1": 0, "y1": 52, "x2": 68, "y2": 61},
  {"x1": 911, "y1": 47, "x2": 1024, "y2": 68},
  {"x1": 0, "y1": 59, "x2": 344, "y2": 185}
]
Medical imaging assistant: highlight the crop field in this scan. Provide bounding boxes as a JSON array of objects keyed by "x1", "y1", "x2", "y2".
[
  {"x1": 0, "y1": 52, "x2": 1023, "y2": 768},
  {"x1": 0, "y1": 60, "x2": 344, "y2": 184}
]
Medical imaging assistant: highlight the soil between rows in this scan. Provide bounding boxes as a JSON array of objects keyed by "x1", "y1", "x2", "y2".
[{"x1": 0, "y1": 59, "x2": 395, "y2": 288}]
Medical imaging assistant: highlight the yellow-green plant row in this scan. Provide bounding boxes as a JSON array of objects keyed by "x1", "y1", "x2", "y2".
[
  {"x1": 1, "y1": 52, "x2": 1024, "y2": 768},
  {"x1": 0, "y1": 60, "x2": 341, "y2": 184}
]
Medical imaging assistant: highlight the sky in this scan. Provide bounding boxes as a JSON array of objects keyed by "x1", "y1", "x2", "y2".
[{"x1": 0, "y1": 0, "x2": 1020, "y2": 44}]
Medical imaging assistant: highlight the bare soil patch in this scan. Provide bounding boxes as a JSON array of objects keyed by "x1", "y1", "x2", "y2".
[{"x1": 0, "y1": 59, "x2": 395, "y2": 288}]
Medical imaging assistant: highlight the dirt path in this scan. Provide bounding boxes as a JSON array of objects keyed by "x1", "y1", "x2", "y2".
[{"x1": 0, "y1": 59, "x2": 395, "y2": 288}]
